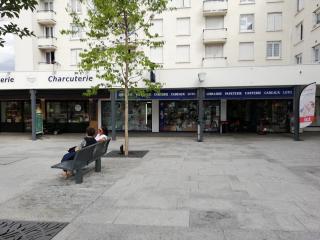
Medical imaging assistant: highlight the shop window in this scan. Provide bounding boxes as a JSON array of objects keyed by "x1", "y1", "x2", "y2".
[
  {"x1": 101, "y1": 101, "x2": 152, "y2": 131},
  {"x1": 68, "y1": 102, "x2": 89, "y2": 123},
  {"x1": 46, "y1": 102, "x2": 68, "y2": 123},
  {"x1": 0, "y1": 101, "x2": 23, "y2": 123},
  {"x1": 159, "y1": 101, "x2": 197, "y2": 132}
]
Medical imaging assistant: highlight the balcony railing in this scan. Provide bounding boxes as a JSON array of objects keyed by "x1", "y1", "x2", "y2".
[
  {"x1": 37, "y1": 10, "x2": 56, "y2": 25},
  {"x1": 38, "y1": 37, "x2": 57, "y2": 50},
  {"x1": 203, "y1": 0, "x2": 228, "y2": 16},
  {"x1": 203, "y1": 28, "x2": 227, "y2": 44},
  {"x1": 202, "y1": 57, "x2": 227, "y2": 67}
]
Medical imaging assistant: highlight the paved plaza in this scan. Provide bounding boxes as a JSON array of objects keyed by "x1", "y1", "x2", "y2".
[{"x1": 0, "y1": 133, "x2": 320, "y2": 239}]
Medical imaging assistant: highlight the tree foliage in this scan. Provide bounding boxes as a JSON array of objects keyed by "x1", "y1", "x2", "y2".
[
  {"x1": 0, "y1": 0, "x2": 37, "y2": 47},
  {"x1": 66, "y1": 0, "x2": 169, "y2": 155}
]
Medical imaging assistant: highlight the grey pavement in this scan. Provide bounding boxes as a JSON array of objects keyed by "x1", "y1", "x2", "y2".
[{"x1": 0, "y1": 132, "x2": 320, "y2": 239}]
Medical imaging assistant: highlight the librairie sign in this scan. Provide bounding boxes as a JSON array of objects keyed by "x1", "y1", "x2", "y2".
[{"x1": 205, "y1": 87, "x2": 294, "y2": 99}]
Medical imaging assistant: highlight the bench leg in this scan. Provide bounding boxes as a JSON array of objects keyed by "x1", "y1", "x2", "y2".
[
  {"x1": 95, "y1": 158, "x2": 101, "y2": 172},
  {"x1": 75, "y1": 169, "x2": 83, "y2": 184}
]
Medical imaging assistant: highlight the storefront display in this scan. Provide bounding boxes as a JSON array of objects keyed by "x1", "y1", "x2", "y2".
[
  {"x1": 227, "y1": 100, "x2": 292, "y2": 133},
  {"x1": 46, "y1": 101, "x2": 89, "y2": 133},
  {"x1": 159, "y1": 101, "x2": 197, "y2": 132},
  {"x1": 101, "y1": 101, "x2": 152, "y2": 131}
]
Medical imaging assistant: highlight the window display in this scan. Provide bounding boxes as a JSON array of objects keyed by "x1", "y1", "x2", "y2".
[
  {"x1": 159, "y1": 101, "x2": 197, "y2": 132},
  {"x1": 101, "y1": 101, "x2": 152, "y2": 131},
  {"x1": 1, "y1": 101, "x2": 23, "y2": 123},
  {"x1": 46, "y1": 102, "x2": 68, "y2": 123}
]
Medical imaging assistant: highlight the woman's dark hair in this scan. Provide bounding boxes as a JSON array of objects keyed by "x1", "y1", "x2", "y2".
[
  {"x1": 86, "y1": 127, "x2": 96, "y2": 137},
  {"x1": 101, "y1": 126, "x2": 108, "y2": 136}
]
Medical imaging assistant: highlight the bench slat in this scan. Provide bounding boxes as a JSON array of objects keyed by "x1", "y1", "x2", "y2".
[{"x1": 51, "y1": 160, "x2": 75, "y2": 171}]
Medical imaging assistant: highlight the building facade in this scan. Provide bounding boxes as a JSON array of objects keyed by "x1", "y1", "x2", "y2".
[{"x1": 1, "y1": 0, "x2": 320, "y2": 134}]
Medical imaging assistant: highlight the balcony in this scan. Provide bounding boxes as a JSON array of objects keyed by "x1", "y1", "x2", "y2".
[
  {"x1": 37, "y1": 10, "x2": 56, "y2": 25},
  {"x1": 203, "y1": 0, "x2": 228, "y2": 16},
  {"x1": 38, "y1": 62, "x2": 59, "y2": 71},
  {"x1": 203, "y1": 28, "x2": 227, "y2": 44},
  {"x1": 38, "y1": 37, "x2": 57, "y2": 50},
  {"x1": 202, "y1": 57, "x2": 227, "y2": 67}
]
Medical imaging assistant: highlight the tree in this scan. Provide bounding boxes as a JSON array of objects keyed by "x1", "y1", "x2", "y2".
[
  {"x1": 0, "y1": 0, "x2": 38, "y2": 47},
  {"x1": 66, "y1": 0, "x2": 169, "y2": 156}
]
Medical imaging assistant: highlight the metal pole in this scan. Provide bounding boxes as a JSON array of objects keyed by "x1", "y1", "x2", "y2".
[
  {"x1": 30, "y1": 89, "x2": 37, "y2": 141},
  {"x1": 293, "y1": 85, "x2": 300, "y2": 141},
  {"x1": 197, "y1": 88, "x2": 204, "y2": 142},
  {"x1": 111, "y1": 90, "x2": 116, "y2": 140}
]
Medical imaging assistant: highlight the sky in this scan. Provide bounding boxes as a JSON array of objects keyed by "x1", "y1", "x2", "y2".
[{"x1": 0, "y1": 21, "x2": 15, "y2": 72}]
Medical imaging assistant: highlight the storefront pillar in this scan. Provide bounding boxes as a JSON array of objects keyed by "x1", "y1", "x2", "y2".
[
  {"x1": 152, "y1": 100, "x2": 159, "y2": 132},
  {"x1": 111, "y1": 90, "x2": 116, "y2": 140},
  {"x1": 197, "y1": 88, "x2": 204, "y2": 142},
  {"x1": 30, "y1": 89, "x2": 37, "y2": 141},
  {"x1": 293, "y1": 85, "x2": 302, "y2": 141}
]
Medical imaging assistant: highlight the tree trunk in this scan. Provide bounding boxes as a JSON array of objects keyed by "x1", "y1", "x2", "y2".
[{"x1": 124, "y1": 85, "x2": 129, "y2": 156}]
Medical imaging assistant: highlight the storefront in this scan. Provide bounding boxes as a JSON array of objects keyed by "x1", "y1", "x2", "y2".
[
  {"x1": 205, "y1": 87, "x2": 294, "y2": 133},
  {"x1": 101, "y1": 100, "x2": 152, "y2": 131},
  {"x1": 0, "y1": 89, "x2": 109, "y2": 133}
]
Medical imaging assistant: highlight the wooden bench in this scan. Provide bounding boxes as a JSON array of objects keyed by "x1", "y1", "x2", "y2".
[{"x1": 51, "y1": 139, "x2": 111, "y2": 184}]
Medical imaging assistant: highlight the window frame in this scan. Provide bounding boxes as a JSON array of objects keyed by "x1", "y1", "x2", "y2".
[
  {"x1": 176, "y1": 45, "x2": 190, "y2": 63},
  {"x1": 176, "y1": 17, "x2": 191, "y2": 36},
  {"x1": 266, "y1": 41, "x2": 282, "y2": 59},
  {"x1": 313, "y1": 44, "x2": 320, "y2": 63},
  {"x1": 266, "y1": 12, "x2": 282, "y2": 32},
  {"x1": 70, "y1": 48, "x2": 82, "y2": 66},
  {"x1": 239, "y1": 42, "x2": 254, "y2": 61},
  {"x1": 239, "y1": 14, "x2": 255, "y2": 33}
]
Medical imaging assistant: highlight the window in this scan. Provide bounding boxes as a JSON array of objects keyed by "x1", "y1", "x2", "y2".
[
  {"x1": 175, "y1": 0, "x2": 190, "y2": 8},
  {"x1": 239, "y1": 42, "x2": 254, "y2": 60},
  {"x1": 314, "y1": 10, "x2": 320, "y2": 26},
  {"x1": 240, "y1": 0, "x2": 255, "y2": 4},
  {"x1": 176, "y1": 45, "x2": 190, "y2": 63},
  {"x1": 205, "y1": 44, "x2": 224, "y2": 58},
  {"x1": 44, "y1": 26, "x2": 54, "y2": 38},
  {"x1": 267, "y1": 13, "x2": 282, "y2": 31},
  {"x1": 296, "y1": 22, "x2": 303, "y2": 42},
  {"x1": 150, "y1": 19, "x2": 163, "y2": 37},
  {"x1": 266, "y1": 41, "x2": 281, "y2": 59},
  {"x1": 71, "y1": 48, "x2": 82, "y2": 66},
  {"x1": 71, "y1": 0, "x2": 82, "y2": 13},
  {"x1": 240, "y1": 14, "x2": 254, "y2": 32},
  {"x1": 150, "y1": 47, "x2": 163, "y2": 63},
  {"x1": 295, "y1": 54, "x2": 302, "y2": 64},
  {"x1": 313, "y1": 44, "x2": 320, "y2": 63},
  {"x1": 176, "y1": 18, "x2": 190, "y2": 36},
  {"x1": 45, "y1": 51, "x2": 55, "y2": 64},
  {"x1": 205, "y1": 16, "x2": 224, "y2": 29},
  {"x1": 71, "y1": 25, "x2": 82, "y2": 39},
  {"x1": 43, "y1": 0, "x2": 54, "y2": 11},
  {"x1": 297, "y1": 0, "x2": 303, "y2": 12}
]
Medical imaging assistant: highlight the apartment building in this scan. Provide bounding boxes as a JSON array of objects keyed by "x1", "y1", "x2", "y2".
[{"x1": 0, "y1": 0, "x2": 319, "y2": 134}]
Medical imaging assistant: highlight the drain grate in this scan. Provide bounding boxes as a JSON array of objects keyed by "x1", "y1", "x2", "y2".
[{"x1": 0, "y1": 220, "x2": 68, "y2": 240}]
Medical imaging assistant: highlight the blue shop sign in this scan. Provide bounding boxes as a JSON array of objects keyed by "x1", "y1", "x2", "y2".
[
  {"x1": 205, "y1": 87, "x2": 294, "y2": 99},
  {"x1": 117, "y1": 89, "x2": 197, "y2": 100}
]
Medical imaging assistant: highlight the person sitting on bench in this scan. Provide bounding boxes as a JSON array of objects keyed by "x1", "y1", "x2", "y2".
[
  {"x1": 95, "y1": 126, "x2": 109, "y2": 142},
  {"x1": 61, "y1": 127, "x2": 97, "y2": 177}
]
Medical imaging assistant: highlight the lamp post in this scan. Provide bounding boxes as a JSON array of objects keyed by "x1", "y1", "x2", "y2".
[{"x1": 197, "y1": 72, "x2": 206, "y2": 142}]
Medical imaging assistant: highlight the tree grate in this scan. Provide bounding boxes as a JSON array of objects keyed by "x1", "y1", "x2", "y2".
[{"x1": 0, "y1": 220, "x2": 68, "y2": 240}]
